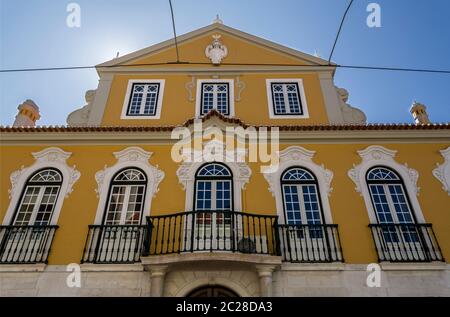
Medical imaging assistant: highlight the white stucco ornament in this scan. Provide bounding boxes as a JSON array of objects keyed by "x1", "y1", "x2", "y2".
[{"x1": 205, "y1": 34, "x2": 228, "y2": 65}]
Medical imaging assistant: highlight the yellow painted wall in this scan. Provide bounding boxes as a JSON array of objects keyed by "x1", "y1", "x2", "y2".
[
  {"x1": 100, "y1": 30, "x2": 330, "y2": 126},
  {"x1": 1, "y1": 143, "x2": 449, "y2": 265}
]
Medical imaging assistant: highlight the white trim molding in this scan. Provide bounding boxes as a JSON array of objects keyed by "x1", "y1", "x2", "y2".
[
  {"x1": 265, "y1": 79, "x2": 309, "y2": 119},
  {"x1": 347, "y1": 145, "x2": 425, "y2": 223},
  {"x1": 195, "y1": 79, "x2": 235, "y2": 118},
  {"x1": 433, "y1": 147, "x2": 450, "y2": 196},
  {"x1": 93, "y1": 147, "x2": 165, "y2": 224},
  {"x1": 176, "y1": 140, "x2": 251, "y2": 212},
  {"x1": 120, "y1": 79, "x2": 165, "y2": 120},
  {"x1": 3, "y1": 147, "x2": 80, "y2": 225},
  {"x1": 262, "y1": 146, "x2": 334, "y2": 224}
]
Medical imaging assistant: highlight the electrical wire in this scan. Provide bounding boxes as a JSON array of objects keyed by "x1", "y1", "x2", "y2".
[
  {"x1": 168, "y1": 0, "x2": 180, "y2": 63},
  {"x1": 328, "y1": 0, "x2": 355, "y2": 63},
  {"x1": 1, "y1": 62, "x2": 450, "y2": 74}
]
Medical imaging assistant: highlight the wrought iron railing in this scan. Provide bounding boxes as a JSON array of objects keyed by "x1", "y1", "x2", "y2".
[
  {"x1": 369, "y1": 223, "x2": 444, "y2": 262},
  {"x1": 81, "y1": 225, "x2": 147, "y2": 264},
  {"x1": 278, "y1": 224, "x2": 343, "y2": 262},
  {"x1": 0, "y1": 225, "x2": 58, "y2": 264},
  {"x1": 145, "y1": 211, "x2": 280, "y2": 256}
]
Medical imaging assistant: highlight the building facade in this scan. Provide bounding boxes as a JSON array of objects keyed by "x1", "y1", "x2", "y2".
[{"x1": 0, "y1": 21, "x2": 449, "y2": 297}]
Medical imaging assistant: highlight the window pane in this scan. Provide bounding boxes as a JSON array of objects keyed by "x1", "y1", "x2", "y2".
[
  {"x1": 105, "y1": 186, "x2": 126, "y2": 225},
  {"x1": 195, "y1": 181, "x2": 212, "y2": 210},
  {"x1": 272, "y1": 84, "x2": 286, "y2": 114},
  {"x1": 283, "y1": 185, "x2": 302, "y2": 224}
]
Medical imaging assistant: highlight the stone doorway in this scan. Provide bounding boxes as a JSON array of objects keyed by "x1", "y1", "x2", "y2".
[{"x1": 187, "y1": 286, "x2": 239, "y2": 297}]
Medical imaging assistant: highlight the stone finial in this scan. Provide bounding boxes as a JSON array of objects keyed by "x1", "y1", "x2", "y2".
[
  {"x1": 13, "y1": 99, "x2": 40, "y2": 127},
  {"x1": 410, "y1": 101, "x2": 431, "y2": 125},
  {"x1": 212, "y1": 14, "x2": 223, "y2": 24}
]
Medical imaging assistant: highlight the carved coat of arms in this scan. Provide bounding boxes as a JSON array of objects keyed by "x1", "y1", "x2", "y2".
[{"x1": 205, "y1": 34, "x2": 228, "y2": 65}]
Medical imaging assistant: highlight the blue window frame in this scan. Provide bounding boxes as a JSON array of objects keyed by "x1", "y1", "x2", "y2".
[
  {"x1": 126, "y1": 83, "x2": 160, "y2": 116},
  {"x1": 200, "y1": 83, "x2": 230, "y2": 115},
  {"x1": 271, "y1": 83, "x2": 303, "y2": 115}
]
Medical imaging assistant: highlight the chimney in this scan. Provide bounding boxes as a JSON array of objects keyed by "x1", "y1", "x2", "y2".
[
  {"x1": 13, "y1": 100, "x2": 41, "y2": 127},
  {"x1": 410, "y1": 101, "x2": 431, "y2": 125}
]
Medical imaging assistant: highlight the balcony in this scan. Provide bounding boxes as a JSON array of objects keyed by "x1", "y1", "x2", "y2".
[
  {"x1": 0, "y1": 225, "x2": 58, "y2": 264},
  {"x1": 145, "y1": 211, "x2": 280, "y2": 256},
  {"x1": 369, "y1": 223, "x2": 445, "y2": 262},
  {"x1": 80, "y1": 213, "x2": 347, "y2": 265},
  {"x1": 278, "y1": 224, "x2": 343, "y2": 263},
  {"x1": 81, "y1": 225, "x2": 147, "y2": 264}
]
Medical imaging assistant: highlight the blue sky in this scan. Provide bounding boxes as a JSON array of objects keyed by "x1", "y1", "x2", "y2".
[{"x1": 1, "y1": 0, "x2": 449, "y2": 125}]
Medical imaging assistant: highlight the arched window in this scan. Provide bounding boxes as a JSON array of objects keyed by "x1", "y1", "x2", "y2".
[
  {"x1": 194, "y1": 163, "x2": 233, "y2": 211},
  {"x1": 366, "y1": 167, "x2": 416, "y2": 224},
  {"x1": 12, "y1": 168, "x2": 63, "y2": 226},
  {"x1": 103, "y1": 168, "x2": 147, "y2": 225},
  {"x1": 281, "y1": 167, "x2": 324, "y2": 225}
]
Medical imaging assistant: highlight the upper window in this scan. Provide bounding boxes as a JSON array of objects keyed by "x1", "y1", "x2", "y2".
[
  {"x1": 121, "y1": 80, "x2": 165, "y2": 119},
  {"x1": 266, "y1": 79, "x2": 309, "y2": 119},
  {"x1": 103, "y1": 168, "x2": 147, "y2": 225},
  {"x1": 12, "y1": 168, "x2": 63, "y2": 226},
  {"x1": 196, "y1": 79, "x2": 234, "y2": 117}
]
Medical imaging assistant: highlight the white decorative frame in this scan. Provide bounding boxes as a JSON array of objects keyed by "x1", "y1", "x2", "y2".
[
  {"x1": 433, "y1": 147, "x2": 450, "y2": 196},
  {"x1": 262, "y1": 146, "x2": 334, "y2": 224},
  {"x1": 347, "y1": 145, "x2": 425, "y2": 223},
  {"x1": 120, "y1": 79, "x2": 165, "y2": 119},
  {"x1": 195, "y1": 79, "x2": 235, "y2": 118},
  {"x1": 93, "y1": 147, "x2": 165, "y2": 224},
  {"x1": 3, "y1": 147, "x2": 81, "y2": 225},
  {"x1": 176, "y1": 140, "x2": 251, "y2": 212},
  {"x1": 265, "y1": 79, "x2": 310, "y2": 119}
]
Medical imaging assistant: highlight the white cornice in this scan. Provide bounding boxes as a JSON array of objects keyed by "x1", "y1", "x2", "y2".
[
  {"x1": 97, "y1": 23, "x2": 333, "y2": 69},
  {"x1": 1, "y1": 130, "x2": 449, "y2": 144},
  {"x1": 97, "y1": 66, "x2": 337, "y2": 75}
]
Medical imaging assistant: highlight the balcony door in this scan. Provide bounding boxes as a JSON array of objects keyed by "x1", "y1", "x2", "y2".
[
  {"x1": 280, "y1": 167, "x2": 333, "y2": 261},
  {"x1": 93, "y1": 168, "x2": 147, "y2": 263},
  {"x1": 0, "y1": 168, "x2": 62, "y2": 263},
  {"x1": 366, "y1": 167, "x2": 426, "y2": 260},
  {"x1": 192, "y1": 163, "x2": 233, "y2": 251}
]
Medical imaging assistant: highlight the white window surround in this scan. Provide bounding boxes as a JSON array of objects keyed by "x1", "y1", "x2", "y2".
[
  {"x1": 176, "y1": 141, "x2": 251, "y2": 212},
  {"x1": 195, "y1": 79, "x2": 235, "y2": 118},
  {"x1": 347, "y1": 145, "x2": 425, "y2": 223},
  {"x1": 121, "y1": 79, "x2": 165, "y2": 119},
  {"x1": 266, "y1": 79, "x2": 309, "y2": 119},
  {"x1": 3, "y1": 147, "x2": 80, "y2": 225},
  {"x1": 262, "y1": 146, "x2": 334, "y2": 224},
  {"x1": 93, "y1": 147, "x2": 165, "y2": 224},
  {"x1": 433, "y1": 147, "x2": 450, "y2": 196}
]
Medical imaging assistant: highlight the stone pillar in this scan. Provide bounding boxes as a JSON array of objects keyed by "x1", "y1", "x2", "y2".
[
  {"x1": 255, "y1": 265, "x2": 276, "y2": 297},
  {"x1": 150, "y1": 265, "x2": 168, "y2": 297}
]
